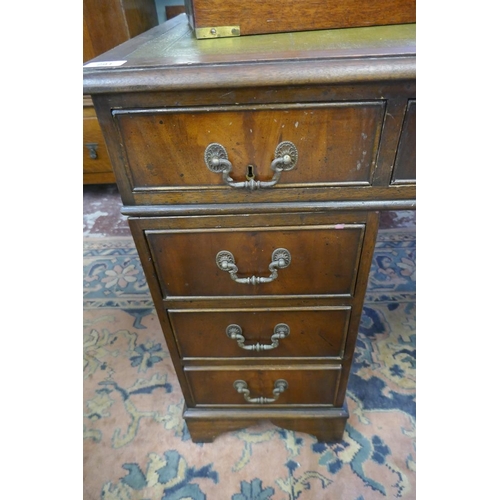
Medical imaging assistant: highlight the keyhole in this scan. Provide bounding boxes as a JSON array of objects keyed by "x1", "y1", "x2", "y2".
[{"x1": 246, "y1": 165, "x2": 255, "y2": 180}]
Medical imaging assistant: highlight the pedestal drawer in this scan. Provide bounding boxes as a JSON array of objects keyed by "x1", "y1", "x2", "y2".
[
  {"x1": 185, "y1": 364, "x2": 342, "y2": 406},
  {"x1": 146, "y1": 223, "x2": 365, "y2": 298},
  {"x1": 169, "y1": 307, "x2": 351, "y2": 359}
]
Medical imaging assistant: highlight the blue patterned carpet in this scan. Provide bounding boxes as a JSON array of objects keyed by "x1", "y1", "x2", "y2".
[{"x1": 83, "y1": 227, "x2": 416, "y2": 499}]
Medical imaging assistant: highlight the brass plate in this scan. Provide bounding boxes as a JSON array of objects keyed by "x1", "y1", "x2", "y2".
[{"x1": 195, "y1": 25, "x2": 240, "y2": 39}]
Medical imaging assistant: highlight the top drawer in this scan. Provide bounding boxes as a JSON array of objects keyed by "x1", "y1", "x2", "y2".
[{"x1": 113, "y1": 102, "x2": 385, "y2": 194}]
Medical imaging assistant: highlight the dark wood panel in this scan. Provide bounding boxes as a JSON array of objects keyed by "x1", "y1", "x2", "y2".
[
  {"x1": 392, "y1": 99, "x2": 416, "y2": 183},
  {"x1": 169, "y1": 307, "x2": 351, "y2": 359},
  {"x1": 122, "y1": 198, "x2": 416, "y2": 218},
  {"x1": 98, "y1": 81, "x2": 416, "y2": 110},
  {"x1": 121, "y1": 184, "x2": 415, "y2": 207},
  {"x1": 115, "y1": 102, "x2": 385, "y2": 189},
  {"x1": 146, "y1": 224, "x2": 365, "y2": 298},
  {"x1": 185, "y1": 364, "x2": 342, "y2": 405},
  {"x1": 183, "y1": 406, "x2": 348, "y2": 442},
  {"x1": 130, "y1": 184, "x2": 415, "y2": 206}
]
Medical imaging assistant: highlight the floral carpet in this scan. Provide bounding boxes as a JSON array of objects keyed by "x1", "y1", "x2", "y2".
[{"x1": 83, "y1": 227, "x2": 416, "y2": 499}]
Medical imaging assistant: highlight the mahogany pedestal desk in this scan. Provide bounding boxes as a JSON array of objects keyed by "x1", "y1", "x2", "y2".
[{"x1": 83, "y1": 15, "x2": 416, "y2": 443}]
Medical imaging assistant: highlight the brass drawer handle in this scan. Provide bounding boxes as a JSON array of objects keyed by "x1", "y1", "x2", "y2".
[
  {"x1": 204, "y1": 141, "x2": 298, "y2": 190},
  {"x1": 216, "y1": 248, "x2": 291, "y2": 285},
  {"x1": 226, "y1": 323, "x2": 290, "y2": 351},
  {"x1": 233, "y1": 379, "x2": 288, "y2": 404}
]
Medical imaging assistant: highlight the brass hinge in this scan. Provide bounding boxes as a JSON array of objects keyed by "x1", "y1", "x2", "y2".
[{"x1": 195, "y1": 25, "x2": 240, "y2": 39}]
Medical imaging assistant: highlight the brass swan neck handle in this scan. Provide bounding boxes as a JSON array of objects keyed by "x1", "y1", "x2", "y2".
[{"x1": 204, "y1": 141, "x2": 298, "y2": 190}]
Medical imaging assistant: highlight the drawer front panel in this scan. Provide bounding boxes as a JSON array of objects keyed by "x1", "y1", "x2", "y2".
[
  {"x1": 114, "y1": 102, "x2": 385, "y2": 190},
  {"x1": 185, "y1": 365, "x2": 341, "y2": 405},
  {"x1": 83, "y1": 113, "x2": 114, "y2": 175},
  {"x1": 169, "y1": 307, "x2": 351, "y2": 359},
  {"x1": 146, "y1": 224, "x2": 365, "y2": 298},
  {"x1": 391, "y1": 99, "x2": 416, "y2": 184}
]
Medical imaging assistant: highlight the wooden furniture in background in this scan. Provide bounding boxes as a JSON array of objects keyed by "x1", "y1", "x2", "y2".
[
  {"x1": 184, "y1": 0, "x2": 415, "y2": 38},
  {"x1": 83, "y1": 15, "x2": 416, "y2": 442},
  {"x1": 83, "y1": 96, "x2": 116, "y2": 184},
  {"x1": 166, "y1": 5, "x2": 186, "y2": 20},
  {"x1": 83, "y1": 0, "x2": 158, "y2": 184}
]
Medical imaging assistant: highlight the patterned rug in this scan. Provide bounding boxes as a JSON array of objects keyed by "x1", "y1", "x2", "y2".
[{"x1": 83, "y1": 227, "x2": 416, "y2": 499}]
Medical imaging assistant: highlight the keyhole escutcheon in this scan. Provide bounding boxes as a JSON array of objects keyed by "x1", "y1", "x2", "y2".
[{"x1": 246, "y1": 165, "x2": 255, "y2": 180}]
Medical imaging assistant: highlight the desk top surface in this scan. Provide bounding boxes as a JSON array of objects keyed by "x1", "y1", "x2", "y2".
[{"x1": 83, "y1": 15, "x2": 416, "y2": 93}]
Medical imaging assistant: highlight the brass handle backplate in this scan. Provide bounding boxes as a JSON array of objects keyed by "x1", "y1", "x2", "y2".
[
  {"x1": 216, "y1": 248, "x2": 291, "y2": 285},
  {"x1": 233, "y1": 379, "x2": 288, "y2": 404},
  {"x1": 204, "y1": 141, "x2": 298, "y2": 190},
  {"x1": 226, "y1": 323, "x2": 290, "y2": 351}
]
